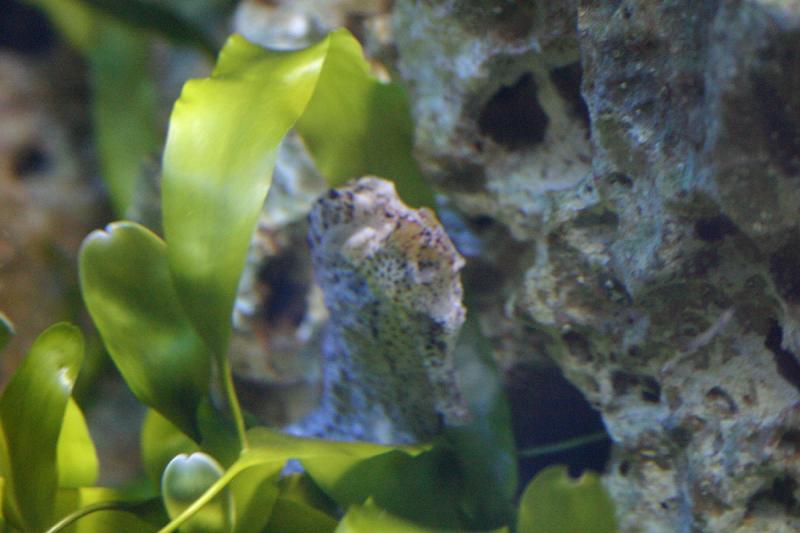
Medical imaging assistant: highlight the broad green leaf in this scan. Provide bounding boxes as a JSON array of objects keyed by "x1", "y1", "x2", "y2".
[
  {"x1": 160, "y1": 428, "x2": 418, "y2": 533},
  {"x1": 229, "y1": 465, "x2": 280, "y2": 533},
  {"x1": 296, "y1": 42, "x2": 433, "y2": 207},
  {"x1": 141, "y1": 409, "x2": 200, "y2": 488},
  {"x1": 79, "y1": 222, "x2": 212, "y2": 439},
  {"x1": 439, "y1": 316, "x2": 518, "y2": 528},
  {"x1": 313, "y1": 319, "x2": 516, "y2": 530},
  {"x1": 265, "y1": 497, "x2": 338, "y2": 533},
  {"x1": 162, "y1": 452, "x2": 232, "y2": 533},
  {"x1": 51, "y1": 486, "x2": 163, "y2": 532},
  {"x1": 336, "y1": 499, "x2": 509, "y2": 533},
  {"x1": 276, "y1": 473, "x2": 339, "y2": 518},
  {"x1": 326, "y1": 448, "x2": 465, "y2": 528},
  {"x1": 517, "y1": 465, "x2": 617, "y2": 533},
  {"x1": 247, "y1": 430, "x2": 471, "y2": 527},
  {"x1": 162, "y1": 29, "x2": 430, "y2": 359},
  {"x1": 0, "y1": 313, "x2": 12, "y2": 353},
  {"x1": 245, "y1": 427, "x2": 425, "y2": 492},
  {"x1": 57, "y1": 397, "x2": 99, "y2": 488},
  {"x1": 78, "y1": 0, "x2": 217, "y2": 57},
  {"x1": 0, "y1": 323, "x2": 84, "y2": 532},
  {"x1": 196, "y1": 400, "x2": 241, "y2": 468},
  {"x1": 90, "y1": 23, "x2": 160, "y2": 217},
  {"x1": 161, "y1": 33, "x2": 329, "y2": 358}
]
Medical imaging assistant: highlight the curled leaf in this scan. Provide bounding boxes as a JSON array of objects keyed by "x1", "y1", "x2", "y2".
[{"x1": 162, "y1": 452, "x2": 232, "y2": 533}]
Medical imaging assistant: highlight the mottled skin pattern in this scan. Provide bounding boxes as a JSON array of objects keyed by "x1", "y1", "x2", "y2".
[{"x1": 291, "y1": 177, "x2": 468, "y2": 443}]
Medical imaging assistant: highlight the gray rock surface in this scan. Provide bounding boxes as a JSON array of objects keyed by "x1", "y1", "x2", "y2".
[
  {"x1": 290, "y1": 177, "x2": 468, "y2": 443},
  {"x1": 393, "y1": 1, "x2": 800, "y2": 531}
]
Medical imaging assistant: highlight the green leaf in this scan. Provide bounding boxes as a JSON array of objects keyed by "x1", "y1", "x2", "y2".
[
  {"x1": 439, "y1": 316, "x2": 518, "y2": 528},
  {"x1": 517, "y1": 465, "x2": 617, "y2": 533},
  {"x1": 265, "y1": 497, "x2": 338, "y2": 533},
  {"x1": 296, "y1": 42, "x2": 433, "y2": 207},
  {"x1": 195, "y1": 400, "x2": 241, "y2": 468},
  {"x1": 313, "y1": 319, "x2": 516, "y2": 531},
  {"x1": 245, "y1": 427, "x2": 425, "y2": 492},
  {"x1": 161, "y1": 33, "x2": 328, "y2": 358},
  {"x1": 326, "y1": 448, "x2": 464, "y2": 528},
  {"x1": 335, "y1": 499, "x2": 509, "y2": 533},
  {"x1": 90, "y1": 23, "x2": 160, "y2": 217},
  {"x1": 229, "y1": 465, "x2": 280, "y2": 533},
  {"x1": 77, "y1": 0, "x2": 217, "y2": 57},
  {"x1": 141, "y1": 409, "x2": 200, "y2": 488},
  {"x1": 0, "y1": 313, "x2": 12, "y2": 353},
  {"x1": 50, "y1": 487, "x2": 163, "y2": 532},
  {"x1": 162, "y1": 29, "x2": 431, "y2": 359},
  {"x1": 159, "y1": 429, "x2": 418, "y2": 533},
  {"x1": 28, "y1": 0, "x2": 161, "y2": 218},
  {"x1": 276, "y1": 473, "x2": 339, "y2": 518},
  {"x1": 247, "y1": 430, "x2": 467, "y2": 527},
  {"x1": 57, "y1": 397, "x2": 99, "y2": 488},
  {"x1": 162, "y1": 452, "x2": 233, "y2": 533},
  {"x1": 79, "y1": 222, "x2": 212, "y2": 439},
  {"x1": 24, "y1": 0, "x2": 95, "y2": 51},
  {"x1": 0, "y1": 323, "x2": 84, "y2": 532}
]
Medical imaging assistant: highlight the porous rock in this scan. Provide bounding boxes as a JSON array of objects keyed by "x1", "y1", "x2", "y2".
[{"x1": 394, "y1": 1, "x2": 800, "y2": 531}]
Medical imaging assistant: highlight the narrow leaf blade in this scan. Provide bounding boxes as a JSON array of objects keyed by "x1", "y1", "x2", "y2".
[
  {"x1": 0, "y1": 323, "x2": 84, "y2": 532},
  {"x1": 0, "y1": 312, "x2": 13, "y2": 353},
  {"x1": 90, "y1": 22, "x2": 159, "y2": 217},
  {"x1": 161, "y1": 34, "x2": 329, "y2": 357},
  {"x1": 78, "y1": 0, "x2": 217, "y2": 56},
  {"x1": 57, "y1": 397, "x2": 100, "y2": 488}
]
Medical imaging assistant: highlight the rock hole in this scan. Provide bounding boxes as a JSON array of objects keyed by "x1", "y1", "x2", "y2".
[
  {"x1": 669, "y1": 426, "x2": 692, "y2": 448},
  {"x1": 640, "y1": 376, "x2": 661, "y2": 403},
  {"x1": 478, "y1": 73, "x2": 549, "y2": 150},
  {"x1": 612, "y1": 371, "x2": 661, "y2": 403},
  {"x1": 747, "y1": 476, "x2": 799, "y2": 516},
  {"x1": 618, "y1": 460, "x2": 630, "y2": 476},
  {"x1": 549, "y1": 62, "x2": 592, "y2": 133},
  {"x1": 694, "y1": 215, "x2": 738, "y2": 242},
  {"x1": 752, "y1": 34, "x2": 800, "y2": 175},
  {"x1": 507, "y1": 365, "x2": 611, "y2": 489},
  {"x1": 0, "y1": 0, "x2": 56, "y2": 54},
  {"x1": 12, "y1": 145, "x2": 50, "y2": 179},
  {"x1": 705, "y1": 386, "x2": 738, "y2": 414},
  {"x1": 769, "y1": 238, "x2": 800, "y2": 304},
  {"x1": 258, "y1": 254, "x2": 309, "y2": 329},
  {"x1": 763, "y1": 320, "x2": 800, "y2": 393},
  {"x1": 606, "y1": 172, "x2": 633, "y2": 188},
  {"x1": 562, "y1": 331, "x2": 594, "y2": 363},
  {"x1": 779, "y1": 429, "x2": 800, "y2": 452}
]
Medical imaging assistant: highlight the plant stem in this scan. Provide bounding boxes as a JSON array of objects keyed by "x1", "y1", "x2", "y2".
[
  {"x1": 517, "y1": 431, "x2": 609, "y2": 459},
  {"x1": 220, "y1": 355, "x2": 248, "y2": 450},
  {"x1": 45, "y1": 500, "x2": 140, "y2": 533}
]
